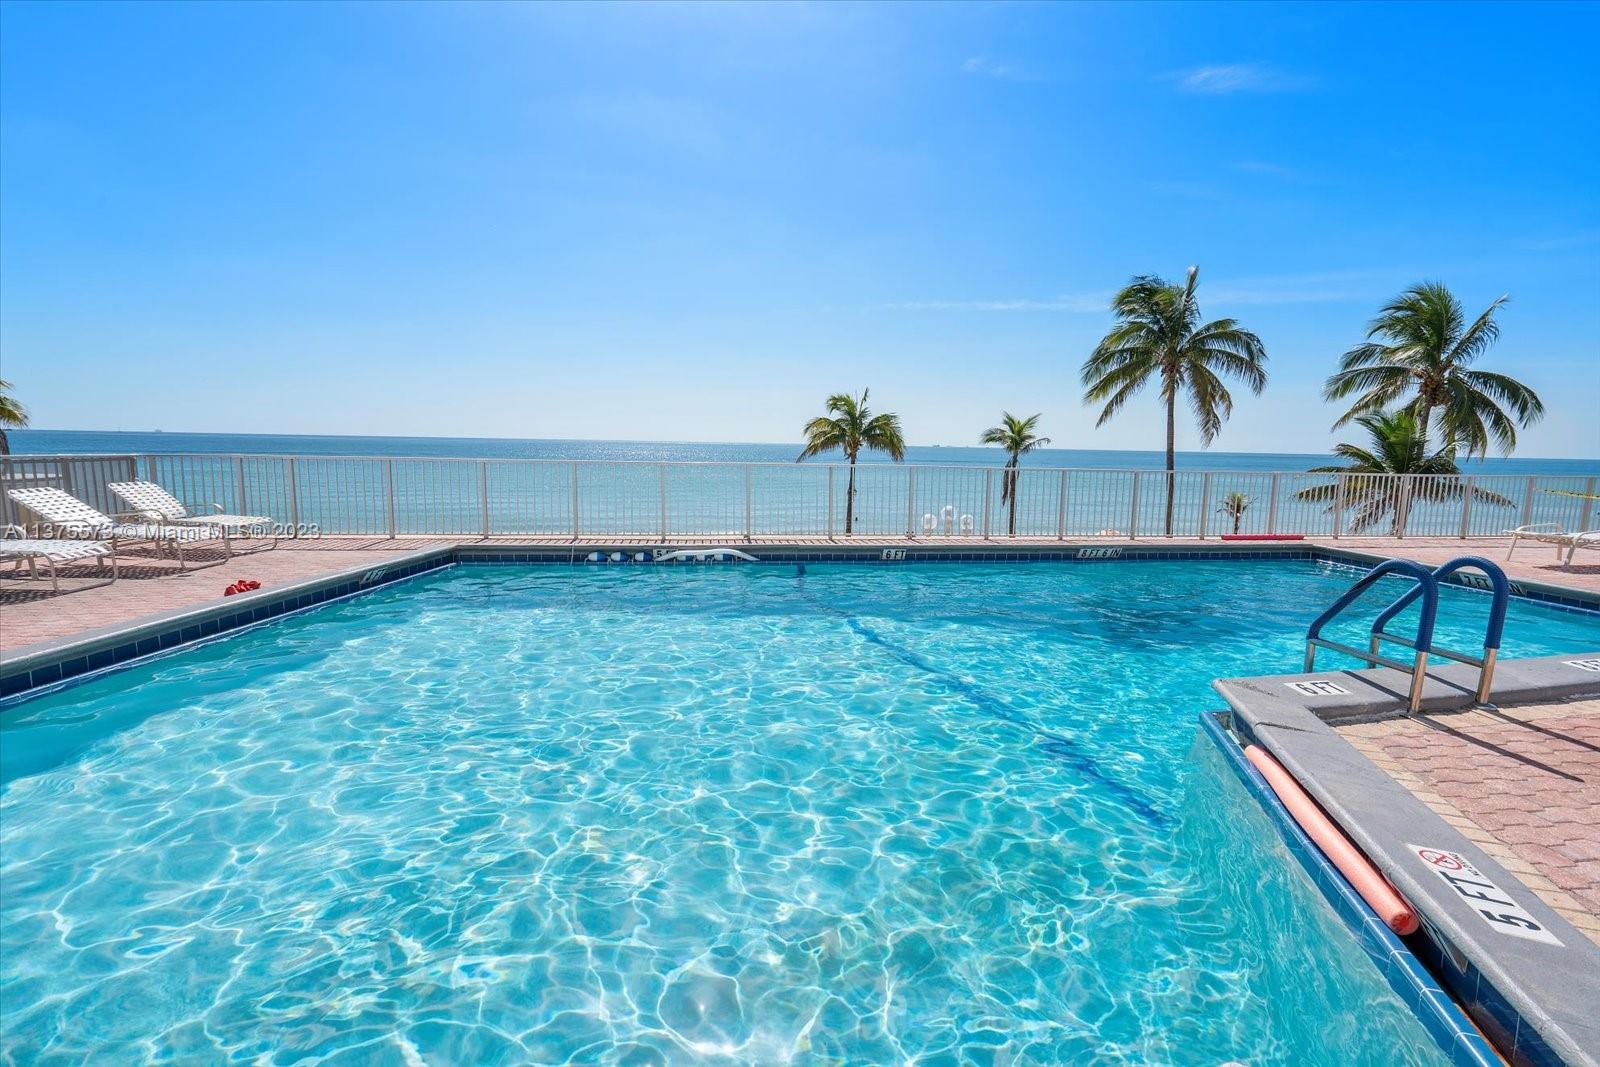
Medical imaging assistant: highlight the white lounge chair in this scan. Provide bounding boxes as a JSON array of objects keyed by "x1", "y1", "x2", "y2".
[
  {"x1": 1505, "y1": 523, "x2": 1600, "y2": 569},
  {"x1": 1, "y1": 525, "x2": 117, "y2": 592},
  {"x1": 6, "y1": 486, "x2": 222, "y2": 570},
  {"x1": 108, "y1": 481, "x2": 278, "y2": 555}
]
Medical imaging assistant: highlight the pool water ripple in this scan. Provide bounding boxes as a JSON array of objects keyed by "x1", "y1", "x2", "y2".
[{"x1": 3, "y1": 561, "x2": 1597, "y2": 1064}]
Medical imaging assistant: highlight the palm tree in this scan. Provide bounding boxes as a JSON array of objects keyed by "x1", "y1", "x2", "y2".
[
  {"x1": 1082, "y1": 267, "x2": 1267, "y2": 535},
  {"x1": 796, "y1": 389, "x2": 906, "y2": 535},
  {"x1": 1294, "y1": 411, "x2": 1513, "y2": 536},
  {"x1": 1217, "y1": 491, "x2": 1252, "y2": 535},
  {"x1": 980, "y1": 412, "x2": 1051, "y2": 536},
  {"x1": 1324, "y1": 283, "x2": 1544, "y2": 458},
  {"x1": 0, "y1": 379, "x2": 27, "y2": 456}
]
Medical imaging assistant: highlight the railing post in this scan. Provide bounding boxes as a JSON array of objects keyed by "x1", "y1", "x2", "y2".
[
  {"x1": 385, "y1": 460, "x2": 396, "y2": 537},
  {"x1": 570, "y1": 463, "x2": 580, "y2": 539},
  {"x1": 144, "y1": 453, "x2": 158, "y2": 482},
  {"x1": 234, "y1": 456, "x2": 247, "y2": 515},
  {"x1": 744, "y1": 464, "x2": 753, "y2": 539},
  {"x1": 1458, "y1": 476, "x2": 1474, "y2": 539},
  {"x1": 1198, "y1": 472, "x2": 1212, "y2": 539},
  {"x1": 905, "y1": 467, "x2": 917, "y2": 538},
  {"x1": 826, "y1": 467, "x2": 835, "y2": 539},
  {"x1": 1266, "y1": 473, "x2": 1280, "y2": 536},
  {"x1": 286, "y1": 458, "x2": 299, "y2": 531},
  {"x1": 1398, "y1": 475, "x2": 1414, "y2": 538},
  {"x1": 1332, "y1": 474, "x2": 1346, "y2": 539},
  {"x1": 480, "y1": 460, "x2": 491, "y2": 537},
  {"x1": 1520, "y1": 477, "x2": 1535, "y2": 527},
  {"x1": 1128, "y1": 472, "x2": 1140, "y2": 539},
  {"x1": 1056, "y1": 470, "x2": 1069, "y2": 539},
  {"x1": 981, "y1": 469, "x2": 993, "y2": 538},
  {"x1": 658, "y1": 463, "x2": 668, "y2": 540},
  {"x1": 1579, "y1": 477, "x2": 1597, "y2": 533}
]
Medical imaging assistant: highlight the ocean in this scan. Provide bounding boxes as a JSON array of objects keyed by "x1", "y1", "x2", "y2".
[{"x1": 10, "y1": 429, "x2": 1598, "y2": 475}]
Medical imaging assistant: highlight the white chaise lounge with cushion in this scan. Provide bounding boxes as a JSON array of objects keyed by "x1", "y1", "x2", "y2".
[
  {"x1": 1505, "y1": 523, "x2": 1599, "y2": 569},
  {"x1": 6, "y1": 486, "x2": 222, "y2": 570},
  {"x1": 108, "y1": 481, "x2": 278, "y2": 555},
  {"x1": 0, "y1": 525, "x2": 118, "y2": 592}
]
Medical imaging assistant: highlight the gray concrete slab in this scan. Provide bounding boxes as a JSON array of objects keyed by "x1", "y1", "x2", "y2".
[
  {"x1": 1217, "y1": 665, "x2": 1600, "y2": 1067},
  {"x1": 1217, "y1": 653, "x2": 1600, "y2": 723}
]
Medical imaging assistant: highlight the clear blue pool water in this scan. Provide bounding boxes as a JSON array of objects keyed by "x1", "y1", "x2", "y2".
[{"x1": 3, "y1": 560, "x2": 1596, "y2": 1065}]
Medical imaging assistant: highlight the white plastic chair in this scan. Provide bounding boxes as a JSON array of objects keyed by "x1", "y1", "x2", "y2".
[
  {"x1": 0, "y1": 525, "x2": 118, "y2": 592},
  {"x1": 7, "y1": 486, "x2": 221, "y2": 570},
  {"x1": 109, "y1": 481, "x2": 278, "y2": 555},
  {"x1": 1505, "y1": 524, "x2": 1599, "y2": 569}
]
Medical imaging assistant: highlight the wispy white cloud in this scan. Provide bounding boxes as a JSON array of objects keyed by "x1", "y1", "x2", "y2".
[
  {"x1": 894, "y1": 270, "x2": 1391, "y2": 315},
  {"x1": 892, "y1": 293, "x2": 1110, "y2": 313},
  {"x1": 1144, "y1": 180, "x2": 1221, "y2": 200},
  {"x1": 962, "y1": 55, "x2": 1044, "y2": 82},
  {"x1": 1204, "y1": 285, "x2": 1359, "y2": 306},
  {"x1": 1166, "y1": 63, "x2": 1313, "y2": 95},
  {"x1": 1232, "y1": 159, "x2": 1298, "y2": 177},
  {"x1": 564, "y1": 93, "x2": 723, "y2": 155},
  {"x1": 1521, "y1": 228, "x2": 1600, "y2": 251}
]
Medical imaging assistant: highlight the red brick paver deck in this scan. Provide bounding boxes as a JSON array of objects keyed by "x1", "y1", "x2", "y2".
[
  {"x1": 1338, "y1": 700, "x2": 1600, "y2": 946},
  {"x1": 1, "y1": 537, "x2": 457, "y2": 650}
]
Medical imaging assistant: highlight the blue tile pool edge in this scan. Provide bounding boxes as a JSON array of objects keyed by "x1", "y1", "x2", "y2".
[
  {"x1": 1198, "y1": 711, "x2": 1503, "y2": 1067},
  {"x1": 0, "y1": 548, "x2": 458, "y2": 703},
  {"x1": 3, "y1": 543, "x2": 1595, "y2": 705}
]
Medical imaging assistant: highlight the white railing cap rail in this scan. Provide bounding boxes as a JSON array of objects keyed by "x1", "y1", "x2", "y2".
[{"x1": 1, "y1": 452, "x2": 1378, "y2": 477}]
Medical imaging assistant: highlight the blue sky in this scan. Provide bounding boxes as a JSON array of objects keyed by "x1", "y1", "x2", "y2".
[{"x1": 2, "y1": 1, "x2": 1597, "y2": 456}]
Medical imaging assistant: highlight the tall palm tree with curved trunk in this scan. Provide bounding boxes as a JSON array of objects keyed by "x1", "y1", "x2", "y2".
[
  {"x1": 1324, "y1": 282, "x2": 1543, "y2": 458},
  {"x1": 1082, "y1": 266, "x2": 1267, "y2": 535},
  {"x1": 0, "y1": 379, "x2": 28, "y2": 456},
  {"x1": 1294, "y1": 411, "x2": 1512, "y2": 536},
  {"x1": 980, "y1": 412, "x2": 1051, "y2": 536},
  {"x1": 796, "y1": 389, "x2": 905, "y2": 535}
]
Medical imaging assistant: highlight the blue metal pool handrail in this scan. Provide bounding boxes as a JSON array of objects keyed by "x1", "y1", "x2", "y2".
[
  {"x1": 1305, "y1": 559, "x2": 1440, "y2": 713},
  {"x1": 1368, "y1": 556, "x2": 1510, "y2": 705}
]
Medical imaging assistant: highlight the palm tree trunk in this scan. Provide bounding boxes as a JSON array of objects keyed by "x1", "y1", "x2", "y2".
[
  {"x1": 1007, "y1": 460, "x2": 1018, "y2": 536},
  {"x1": 0, "y1": 430, "x2": 9, "y2": 456},
  {"x1": 845, "y1": 459, "x2": 856, "y2": 535},
  {"x1": 1163, "y1": 391, "x2": 1176, "y2": 537}
]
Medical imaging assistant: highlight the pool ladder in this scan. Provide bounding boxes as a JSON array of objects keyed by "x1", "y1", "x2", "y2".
[{"x1": 1304, "y1": 557, "x2": 1509, "y2": 713}]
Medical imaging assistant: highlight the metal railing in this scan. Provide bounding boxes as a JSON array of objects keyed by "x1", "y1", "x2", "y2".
[
  {"x1": 1305, "y1": 556, "x2": 1511, "y2": 712},
  {"x1": 0, "y1": 453, "x2": 1594, "y2": 540},
  {"x1": 1306, "y1": 559, "x2": 1440, "y2": 712}
]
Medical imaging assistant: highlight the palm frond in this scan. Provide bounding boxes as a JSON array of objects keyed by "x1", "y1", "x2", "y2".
[
  {"x1": 1324, "y1": 284, "x2": 1537, "y2": 453},
  {"x1": 1080, "y1": 268, "x2": 1266, "y2": 451},
  {"x1": 0, "y1": 379, "x2": 26, "y2": 430},
  {"x1": 1445, "y1": 296, "x2": 1507, "y2": 366}
]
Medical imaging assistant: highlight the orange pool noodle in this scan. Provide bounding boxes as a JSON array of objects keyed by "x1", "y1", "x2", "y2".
[{"x1": 1244, "y1": 744, "x2": 1420, "y2": 935}]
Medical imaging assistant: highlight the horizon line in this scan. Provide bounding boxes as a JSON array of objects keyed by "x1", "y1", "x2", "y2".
[{"x1": 11, "y1": 427, "x2": 1594, "y2": 465}]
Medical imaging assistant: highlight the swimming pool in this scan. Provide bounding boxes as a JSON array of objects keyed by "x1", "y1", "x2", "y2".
[{"x1": 3, "y1": 560, "x2": 1597, "y2": 1064}]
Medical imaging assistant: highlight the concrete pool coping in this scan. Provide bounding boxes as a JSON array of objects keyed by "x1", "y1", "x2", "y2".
[{"x1": 1216, "y1": 657, "x2": 1600, "y2": 1067}]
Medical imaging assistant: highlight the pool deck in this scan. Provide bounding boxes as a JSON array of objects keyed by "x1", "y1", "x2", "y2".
[
  {"x1": 1337, "y1": 699, "x2": 1600, "y2": 947},
  {"x1": 3, "y1": 533, "x2": 1595, "y2": 650}
]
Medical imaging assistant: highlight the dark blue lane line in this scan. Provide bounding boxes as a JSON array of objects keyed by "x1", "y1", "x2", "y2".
[{"x1": 842, "y1": 616, "x2": 1172, "y2": 830}]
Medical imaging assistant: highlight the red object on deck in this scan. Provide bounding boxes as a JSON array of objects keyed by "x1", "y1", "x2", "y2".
[
  {"x1": 1220, "y1": 533, "x2": 1305, "y2": 541},
  {"x1": 1244, "y1": 744, "x2": 1420, "y2": 935}
]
